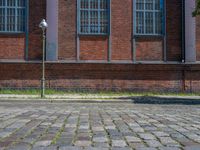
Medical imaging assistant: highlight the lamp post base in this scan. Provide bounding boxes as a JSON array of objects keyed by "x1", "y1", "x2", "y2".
[{"x1": 41, "y1": 78, "x2": 45, "y2": 98}]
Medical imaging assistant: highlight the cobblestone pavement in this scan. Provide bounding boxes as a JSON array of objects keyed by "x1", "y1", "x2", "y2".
[{"x1": 0, "y1": 102, "x2": 199, "y2": 150}]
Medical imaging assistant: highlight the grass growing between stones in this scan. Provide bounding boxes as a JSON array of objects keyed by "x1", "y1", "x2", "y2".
[{"x1": 51, "y1": 116, "x2": 68, "y2": 145}]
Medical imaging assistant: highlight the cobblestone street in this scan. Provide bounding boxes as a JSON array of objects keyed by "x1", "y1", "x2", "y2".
[{"x1": 0, "y1": 102, "x2": 199, "y2": 150}]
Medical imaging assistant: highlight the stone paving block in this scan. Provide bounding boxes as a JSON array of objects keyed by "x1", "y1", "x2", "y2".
[
  {"x1": 131, "y1": 127, "x2": 145, "y2": 133},
  {"x1": 159, "y1": 137, "x2": 179, "y2": 145},
  {"x1": 179, "y1": 140, "x2": 199, "y2": 147},
  {"x1": 123, "y1": 132, "x2": 137, "y2": 137},
  {"x1": 125, "y1": 136, "x2": 142, "y2": 143},
  {"x1": 55, "y1": 138, "x2": 73, "y2": 147},
  {"x1": 31, "y1": 146, "x2": 58, "y2": 150},
  {"x1": 92, "y1": 126, "x2": 104, "y2": 132},
  {"x1": 135, "y1": 148, "x2": 157, "y2": 150},
  {"x1": 77, "y1": 129, "x2": 90, "y2": 134},
  {"x1": 93, "y1": 137, "x2": 107, "y2": 143},
  {"x1": 59, "y1": 146, "x2": 83, "y2": 150},
  {"x1": 184, "y1": 145, "x2": 200, "y2": 150},
  {"x1": 77, "y1": 136, "x2": 91, "y2": 141},
  {"x1": 18, "y1": 119, "x2": 31, "y2": 123},
  {"x1": 111, "y1": 148, "x2": 132, "y2": 150},
  {"x1": 0, "y1": 131, "x2": 12, "y2": 138},
  {"x1": 79, "y1": 125, "x2": 89, "y2": 130},
  {"x1": 84, "y1": 146, "x2": 109, "y2": 150},
  {"x1": 93, "y1": 142, "x2": 110, "y2": 148},
  {"x1": 105, "y1": 126, "x2": 116, "y2": 130},
  {"x1": 138, "y1": 133, "x2": 156, "y2": 140},
  {"x1": 40, "y1": 122, "x2": 52, "y2": 126},
  {"x1": 0, "y1": 119, "x2": 18, "y2": 129},
  {"x1": 7, "y1": 143, "x2": 31, "y2": 150},
  {"x1": 110, "y1": 135, "x2": 124, "y2": 140},
  {"x1": 128, "y1": 123, "x2": 140, "y2": 127},
  {"x1": 33, "y1": 140, "x2": 52, "y2": 147},
  {"x1": 108, "y1": 130, "x2": 123, "y2": 137},
  {"x1": 158, "y1": 147, "x2": 181, "y2": 150},
  {"x1": 152, "y1": 131, "x2": 169, "y2": 137},
  {"x1": 112, "y1": 140, "x2": 127, "y2": 147},
  {"x1": 93, "y1": 132, "x2": 106, "y2": 137},
  {"x1": 153, "y1": 123, "x2": 166, "y2": 128},
  {"x1": 74, "y1": 140, "x2": 92, "y2": 147},
  {"x1": 65, "y1": 124, "x2": 77, "y2": 128},
  {"x1": 145, "y1": 140, "x2": 163, "y2": 147},
  {"x1": 51, "y1": 123, "x2": 63, "y2": 128}
]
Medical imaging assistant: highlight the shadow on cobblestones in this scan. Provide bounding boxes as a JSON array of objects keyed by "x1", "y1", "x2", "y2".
[{"x1": 131, "y1": 96, "x2": 200, "y2": 105}]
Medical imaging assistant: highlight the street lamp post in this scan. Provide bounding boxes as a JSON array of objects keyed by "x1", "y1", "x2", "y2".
[{"x1": 39, "y1": 19, "x2": 48, "y2": 98}]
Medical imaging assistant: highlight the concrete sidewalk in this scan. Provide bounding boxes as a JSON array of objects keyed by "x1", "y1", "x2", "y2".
[
  {"x1": 0, "y1": 94, "x2": 200, "y2": 104},
  {"x1": 0, "y1": 94, "x2": 133, "y2": 103}
]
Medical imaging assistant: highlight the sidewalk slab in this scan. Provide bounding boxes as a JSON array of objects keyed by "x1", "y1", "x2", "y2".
[{"x1": 0, "y1": 94, "x2": 200, "y2": 104}]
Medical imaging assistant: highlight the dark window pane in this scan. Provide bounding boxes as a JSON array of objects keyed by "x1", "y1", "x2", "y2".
[{"x1": 79, "y1": 0, "x2": 109, "y2": 34}]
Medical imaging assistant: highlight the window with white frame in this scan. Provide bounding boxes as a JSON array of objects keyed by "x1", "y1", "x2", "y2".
[
  {"x1": 0, "y1": 0, "x2": 26, "y2": 33},
  {"x1": 134, "y1": 0, "x2": 164, "y2": 35},
  {"x1": 78, "y1": 0, "x2": 109, "y2": 35}
]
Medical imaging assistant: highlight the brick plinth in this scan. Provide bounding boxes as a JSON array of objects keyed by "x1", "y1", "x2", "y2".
[{"x1": 1, "y1": 63, "x2": 200, "y2": 93}]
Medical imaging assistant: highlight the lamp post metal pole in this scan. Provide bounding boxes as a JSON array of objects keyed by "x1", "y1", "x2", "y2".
[
  {"x1": 41, "y1": 28, "x2": 46, "y2": 98},
  {"x1": 39, "y1": 19, "x2": 48, "y2": 98}
]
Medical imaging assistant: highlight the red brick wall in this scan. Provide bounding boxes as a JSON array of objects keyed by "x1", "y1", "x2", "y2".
[
  {"x1": 185, "y1": 70, "x2": 200, "y2": 92},
  {"x1": 136, "y1": 38, "x2": 163, "y2": 61},
  {"x1": 0, "y1": 35, "x2": 25, "y2": 59},
  {"x1": 1, "y1": 63, "x2": 200, "y2": 92},
  {"x1": 196, "y1": 16, "x2": 200, "y2": 61},
  {"x1": 80, "y1": 36, "x2": 108, "y2": 60},
  {"x1": 0, "y1": 0, "x2": 188, "y2": 62},
  {"x1": 166, "y1": 0, "x2": 182, "y2": 61},
  {"x1": 57, "y1": 0, "x2": 183, "y2": 62},
  {"x1": 111, "y1": 0, "x2": 132, "y2": 60},
  {"x1": 28, "y1": 0, "x2": 46, "y2": 60},
  {"x1": 58, "y1": 0, "x2": 76, "y2": 60},
  {"x1": 0, "y1": 0, "x2": 46, "y2": 60}
]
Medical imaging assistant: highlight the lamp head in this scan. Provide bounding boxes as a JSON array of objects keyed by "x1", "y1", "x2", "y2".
[{"x1": 39, "y1": 19, "x2": 48, "y2": 30}]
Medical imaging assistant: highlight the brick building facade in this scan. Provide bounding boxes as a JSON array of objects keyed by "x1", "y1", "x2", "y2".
[{"x1": 0, "y1": 0, "x2": 200, "y2": 92}]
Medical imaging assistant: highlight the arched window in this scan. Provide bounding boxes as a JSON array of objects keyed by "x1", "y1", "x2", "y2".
[
  {"x1": 77, "y1": 0, "x2": 110, "y2": 35},
  {"x1": 134, "y1": 0, "x2": 164, "y2": 35},
  {"x1": 0, "y1": 0, "x2": 26, "y2": 33}
]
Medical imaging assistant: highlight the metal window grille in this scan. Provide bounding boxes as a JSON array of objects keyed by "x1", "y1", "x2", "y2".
[
  {"x1": 134, "y1": 0, "x2": 164, "y2": 35},
  {"x1": 78, "y1": 0, "x2": 109, "y2": 35},
  {"x1": 0, "y1": 0, "x2": 26, "y2": 33}
]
